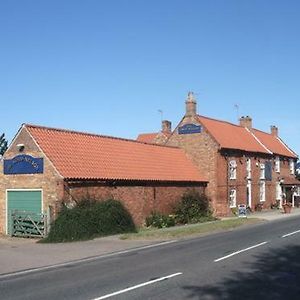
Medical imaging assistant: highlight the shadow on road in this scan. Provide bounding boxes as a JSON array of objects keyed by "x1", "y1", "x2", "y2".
[{"x1": 182, "y1": 244, "x2": 300, "y2": 300}]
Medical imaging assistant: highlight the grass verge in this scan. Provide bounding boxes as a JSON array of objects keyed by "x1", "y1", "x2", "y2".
[{"x1": 120, "y1": 218, "x2": 264, "y2": 240}]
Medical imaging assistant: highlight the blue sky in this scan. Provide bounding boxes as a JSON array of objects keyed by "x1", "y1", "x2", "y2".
[{"x1": 1, "y1": 0, "x2": 300, "y2": 155}]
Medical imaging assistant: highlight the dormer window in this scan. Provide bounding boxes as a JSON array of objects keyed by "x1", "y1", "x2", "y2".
[
  {"x1": 229, "y1": 160, "x2": 237, "y2": 180},
  {"x1": 275, "y1": 156, "x2": 280, "y2": 173},
  {"x1": 290, "y1": 159, "x2": 295, "y2": 175},
  {"x1": 260, "y1": 163, "x2": 265, "y2": 180},
  {"x1": 246, "y1": 158, "x2": 251, "y2": 179}
]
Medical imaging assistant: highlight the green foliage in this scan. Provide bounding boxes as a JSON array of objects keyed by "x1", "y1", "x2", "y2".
[
  {"x1": 174, "y1": 190, "x2": 214, "y2": 224},
  {"x1": 145, "y1": 212, "x2": 175, "y2": 228},
  {"x1": 42, "y1": 199, "x2": 136, "y2": 243},
  {"x1": 231, "y1": 207, "x2": 238, "y2": 216},
  {"x1": 0, "y1": 133, "x2": 8, "y2": 156}
]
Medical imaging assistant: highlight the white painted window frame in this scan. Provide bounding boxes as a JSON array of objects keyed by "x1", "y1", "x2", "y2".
[
  {"x1": 289, "y1": 159, "x2": 295, "y2": 175},
  {"x1": 229, "y1": 160, "x2": 237, "y2": 180},
  {"x1": 259, "y1": 180, "x2": 266, "y2": 202},
  {"x1": 275, "y1": 156, "x2": 280, "y2": 173},
  {"x1": 276, "y1": 181, "x2": 282, "y2": 201},
  {"x1": 246, "y1": 158, "x2": 251, "y2": 179},
  {"x1": 260, "y1": 163, "x2": 265, "y2": 180},
  {"x1": 229, "y1": 189, "x2": 237, "y2": 208}
]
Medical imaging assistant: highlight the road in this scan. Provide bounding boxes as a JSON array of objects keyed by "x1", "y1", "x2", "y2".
[{"x1": 1, "y1": 216, "x2": 300, "y2": 300}]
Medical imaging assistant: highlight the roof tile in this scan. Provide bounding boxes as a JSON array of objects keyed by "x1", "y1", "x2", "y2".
[{"x1": 26, "y1": 124, "x2": 207, "y2": 182}]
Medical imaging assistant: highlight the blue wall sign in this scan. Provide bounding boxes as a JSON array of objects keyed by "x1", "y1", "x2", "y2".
[
  {"x1": 178, "y1": 123, "x2": 202, "y2": 135},
  {"x1": 4, "y1": 155, "x2": 44, "y2": 175}
]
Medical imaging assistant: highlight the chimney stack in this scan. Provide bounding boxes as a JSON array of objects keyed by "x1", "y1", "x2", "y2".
[
  {"x1": 239, "y1": 116, "x2": 252, "y2": 129},
  {"x1": 270, "y1": 125, "x2": 278, "y2": 137},
  {"x1": 162, "y1": 120, "x2": 172, "y2": 134},
  {"x1": 185, "y1": 91, "x2": 197, "y2": 117}
]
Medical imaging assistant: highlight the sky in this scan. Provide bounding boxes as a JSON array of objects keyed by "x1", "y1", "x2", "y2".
[{"x1": 1, "y1": 0, "x2": 300, "y2": 155}]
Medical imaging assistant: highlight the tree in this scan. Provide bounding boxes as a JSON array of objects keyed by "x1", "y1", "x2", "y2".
[{"x1": 0, "y1": 133, "x2": 8, "y2": 156}]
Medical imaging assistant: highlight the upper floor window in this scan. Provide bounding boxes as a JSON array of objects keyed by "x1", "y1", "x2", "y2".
[
  {"x1": 260, "y1": 163, "x2": 265, "y2": 180},
  {"x1": 275, "y1": 156, "x2": 280, "y2": 173},
  {"x1": 246, "y1": 158, "x2": 251, "y2": 179},
  {"x1": 229, "y1": 189, "x2": 237, "y2": 207},
  {"x1": 229, "y1": 160, "x2": 237, "y2": 180},
  {"x1": 290, "y1": 159, "x2": 295, "y2": 175}
]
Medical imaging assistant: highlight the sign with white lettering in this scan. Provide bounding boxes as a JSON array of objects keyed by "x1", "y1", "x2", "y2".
[
  {"x1": 178, "y1": 124, "x2": 202, "y2": 134},
  {"x1": 4, "y1": 155, "x2": 44, "y2": 175}
]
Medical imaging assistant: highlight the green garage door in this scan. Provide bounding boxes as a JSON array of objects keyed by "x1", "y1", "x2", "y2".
[{"x1": 7, "y1": 190, "x2": 42, "y2": 234}]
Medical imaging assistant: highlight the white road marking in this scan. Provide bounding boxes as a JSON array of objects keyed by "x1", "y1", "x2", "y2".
[
  {"x1": 0, "y1": 240, "x2": 177, "y2": 280},
  {"x1": 92, "y1": 272, "x2": 183, "y2": 300},
  {"x1": 282, "y1": 229, "x2": 300, "y2": 238},
  {"x1": 214, "y1": 241, "x2": 268, "y2": 262}
]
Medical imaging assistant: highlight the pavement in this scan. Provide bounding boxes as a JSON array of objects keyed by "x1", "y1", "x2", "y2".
[{"x1": 0, "y1": 207, "x2": 299, "y2": 276}]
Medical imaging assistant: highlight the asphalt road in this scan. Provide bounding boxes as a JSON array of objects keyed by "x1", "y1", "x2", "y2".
[{"x1": 1, "y1": 216, "x2": 300, "y2": 300}]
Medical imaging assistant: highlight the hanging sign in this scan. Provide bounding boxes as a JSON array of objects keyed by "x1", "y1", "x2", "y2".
[
  {"x1": 178, "y1": 123, "x2": 202, "y2": 135},
  {"x1": 4, "y1": 154, "x2": 44, "y2": 175}
]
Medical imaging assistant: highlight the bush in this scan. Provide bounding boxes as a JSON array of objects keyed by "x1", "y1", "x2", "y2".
[
  {"x1": 175, "y1": 190, "x2": 214, "y2": 224},
  {"x1": 145, "y1": 212, "x2": 176, "y2": 228},
  {"x1": 42, "y1": 199, "x2": 136, "y2": 243}
]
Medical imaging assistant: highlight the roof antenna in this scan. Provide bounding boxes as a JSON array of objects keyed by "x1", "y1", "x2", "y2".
[
  {"x1": 234, "y1": 104, "x2": 240, "y2": 122},
  {"x1": 158, "y1": 109, "x2": 163, "y2": 122}
]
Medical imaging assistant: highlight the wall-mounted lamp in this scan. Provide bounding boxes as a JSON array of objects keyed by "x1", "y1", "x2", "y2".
[{"x1": 17, "y1": 143, "x2": 25, "y2": 152}]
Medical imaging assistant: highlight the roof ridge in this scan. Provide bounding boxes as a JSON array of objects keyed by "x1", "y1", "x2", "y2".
[
  {"x1": 245, "y1": 127, "x2": 273, "y2": 154},
  {"x1": 24, "y1": 123, "x2": 179, "y2": 149},
  {"x1": 198, "y1": 115, "x2": 273, "y2": 136},
  {"x1": 197, "y1": 115, "x2": 243, "y2": 128},
  {"x1": 276, "y1": 136, "x2": 298, "y2": 158}
]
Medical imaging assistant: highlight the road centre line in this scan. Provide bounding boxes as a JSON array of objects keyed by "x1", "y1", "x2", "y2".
[
  {"x1": 92, "y1": 272, "x2": 183, "y2": 300},
  {"x1": 0, "y1": 240, "x2": 177, "y2": 280},
  {"x1": 214, "y1": 241, "x2": 268, "y2": 262},
  {"x1": 282, "y1": 229, "x2": 300, "y2": 238}
]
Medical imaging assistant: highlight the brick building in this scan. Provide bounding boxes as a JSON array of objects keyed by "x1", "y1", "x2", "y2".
[
  {"x1": 138, "y1": 92, "x2": 300, "y2": 215},
  {"x1": 0, "y1": 124, "x2": 208, "y2": 234}
]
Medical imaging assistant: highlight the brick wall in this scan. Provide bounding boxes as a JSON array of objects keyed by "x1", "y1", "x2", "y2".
[
  {"x1": 65, "y1": 182, "x2": 206, "y2": 226},
  {"x1": 166, "y1": 115, "x2": 221, "y2": 214},
  {"x1": 0, "y1": 127, "x2": 64, "y2": 234},
  {"x1": 165, "y1": 114, "x2": 297, "y2": 216}
]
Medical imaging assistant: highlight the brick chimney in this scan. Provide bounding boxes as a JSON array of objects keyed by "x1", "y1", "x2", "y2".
[
  {"x1": 239, "y1": 116, "x2": 252, "y2": 129},
  {"x1": 270, "y1": 125, "x2": 278, "y2": 137},
  {"x1": 161, "y1": 120, "x2": 172, "y2": 134},
  {"x1": 185, "y1": 91, "x2": 197, "y2": 117}
]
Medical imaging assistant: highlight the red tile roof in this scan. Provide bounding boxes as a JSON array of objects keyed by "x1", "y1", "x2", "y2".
[
  {"x1": 252, "y1": 129, "x2": 297, "y2": 158},
  {"x1": 25, "y1": 124, "x2": 207, "y2": 182},
  {"x1": 136, "y1": 132, "x2": 171, "y2": 144},
  {"x1": 197, "y1": 115, "x2": 297, "y2": 158},
  {"x1": 197, "y1": 116, "x2": 271, "y2": 154},
  {"x1": 136, "y1": 133, "x2": 159, "y2": 143}
]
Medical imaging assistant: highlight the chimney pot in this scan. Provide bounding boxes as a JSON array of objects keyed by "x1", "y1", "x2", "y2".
[
  {"x1": 185, "y1": 91, "x2": 197, "y2": 116},
  {"x1": 239, "y1": 116, "x2": 252, "y2": 129},
  {"x1": 162, "y1": 120, "x2": 172, "y2": 133},
  {"x1": 271, "y1": 125, "x2": 278, "y2": 137}
]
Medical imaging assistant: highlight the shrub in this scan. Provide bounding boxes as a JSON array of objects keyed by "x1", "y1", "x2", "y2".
[
  {"x1": 145, "y1": 212, "x2": 175, "y2": 228},
  {"x1": 175, "y1": 190, "x2": 214, "y2": 224},
  {"x1": 42, "y1": 199, "x2": 136, "y2": 243}
]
